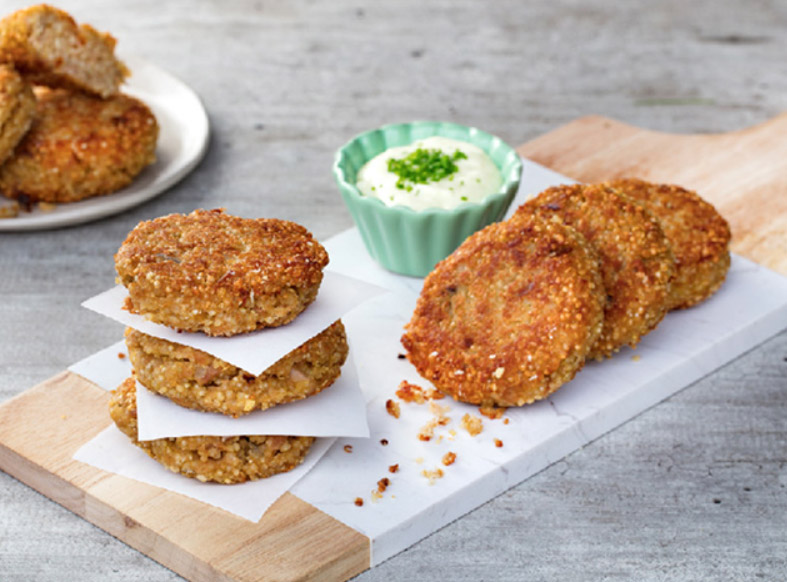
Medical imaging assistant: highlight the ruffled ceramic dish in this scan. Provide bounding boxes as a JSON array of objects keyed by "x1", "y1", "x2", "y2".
[{"x1": 333, "y1": 121, "x2": 523, "y2": 277}]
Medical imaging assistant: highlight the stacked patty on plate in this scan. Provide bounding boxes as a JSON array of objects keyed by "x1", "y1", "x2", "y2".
[{"x1": 0, "y1": 5, "x2": 158, "y2": 208}]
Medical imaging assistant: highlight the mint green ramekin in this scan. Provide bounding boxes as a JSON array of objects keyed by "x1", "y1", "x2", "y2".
[{"x1": 333, "y1": 121, "x2": 523, "y2": 278}]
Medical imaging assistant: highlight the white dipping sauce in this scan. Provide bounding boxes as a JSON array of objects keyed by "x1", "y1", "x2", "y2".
[{"x1": 355, "y1": 136, "x2": 502, "y2": 211}]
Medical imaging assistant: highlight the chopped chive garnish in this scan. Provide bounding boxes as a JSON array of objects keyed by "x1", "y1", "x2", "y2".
[{"x1": 387, "y1": 148, "x2": 468, "y2": 190}]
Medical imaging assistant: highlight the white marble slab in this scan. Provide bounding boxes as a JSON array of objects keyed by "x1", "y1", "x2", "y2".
[{"x1": 290, "y1": 158, "x2": 787, "y2": 566}]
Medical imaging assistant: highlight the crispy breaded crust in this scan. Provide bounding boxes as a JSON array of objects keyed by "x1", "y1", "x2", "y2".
[
  {"x1": 518, "y1": 184, "x2": 675, "y2": 359},
  {"x1": 115, "y1": 209, "x2": 330, "y2": 336},
  {"x1": 605, "y1": 178, "x2": 731, "y2": 310},
  {"x1": 0, "y1": 87, "x2": 158, "y2": 203},
  {"x1": 402, "y1": 211, "x2": 605, "y2": 407},
  {"x1": 109, "y1": 377, "x2": 315, "y2": 484},
  {"x1": 126, "y1": 320, "x2": 348, "y2": 417},
  {"x1": 0, "y1": 64, "x2": 35, "y2": 166},
  {"x1": 0, "y1": 4, "x2": 128, "y2": 97}
]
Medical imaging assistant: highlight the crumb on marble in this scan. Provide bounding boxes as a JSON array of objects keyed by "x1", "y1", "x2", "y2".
[
  {"x1": 421, "y1": 467, "x2": 444, "y2": 485},
  {"x1": 385, "y1": 399, "x2": 401, "y2": 418},
  {"x1": 461, "y1": 413, "x2": 484, "y2": 436}
]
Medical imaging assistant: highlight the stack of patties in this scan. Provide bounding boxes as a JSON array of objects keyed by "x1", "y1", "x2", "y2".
[
  {"x1": 402, "y1": 179, "x2": 731, "y2": 409},
  {"x1": 0, "y1": 5, "x2": 158, "y2": 212},
  {"x1": 109, "y1": 208, "x2": 349, "y2": 484}
]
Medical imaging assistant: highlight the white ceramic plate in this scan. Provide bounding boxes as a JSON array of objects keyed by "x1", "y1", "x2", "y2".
[{"x1": 0, "y1": 55, "x2": 209, "y2": 231}]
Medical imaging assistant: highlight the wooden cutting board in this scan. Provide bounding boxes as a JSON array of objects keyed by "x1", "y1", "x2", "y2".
[{"x1": 2, "y1": 114, "x2": 787, "y2": 582}]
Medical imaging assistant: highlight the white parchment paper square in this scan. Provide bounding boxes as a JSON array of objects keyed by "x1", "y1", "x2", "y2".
[
  {"x1": 81, "y1": 271, "x2": 386, "y2": 376},
  {"x1": 74, "y1": 427, "x2": 335, "y2": 522}
]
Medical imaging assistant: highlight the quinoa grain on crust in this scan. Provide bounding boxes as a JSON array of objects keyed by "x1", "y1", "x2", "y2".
[
  {"x1": 604, "y1": 178, "x2": 731, "y2": 310},
  {"x1": 517, "y1": 184, "x2": 675, "y2": 359},
  {"x1": 115, "y1": 209, "x2": 329, "y2": 336},
  {"x1": 0, "y1": 5, "x2": 128, "y2": 97},
  {"x1": 109, "y1": 377, "x2": 315, "y2": 484},
  {"x1": 0, "y1": 64, "x2": 35, "y2": 167},
  {"x1": 125, "y1": 320, "x2": 348, "y2": 417},
  {"x1": 402, "y1": 211, "x2": 605, "y2": 408},
  {"x1": 0, "y1": 87, "x2": 158, "y2": 203}
]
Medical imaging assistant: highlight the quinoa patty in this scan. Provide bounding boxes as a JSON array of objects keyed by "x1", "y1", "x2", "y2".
[
  {"x1": 125, "y1": 320, "x2": 348, "y2": 417},
  {"x1": 605, "y1": 178, "x2": 731, "y2": 310},
  {"x1": 0, "y1": 87, "x2": 158, "y2": 203},
  {"x1": 0, "y1": 64, "x2": 35, "y2": 166},
  {"x1": 402, "y1": 210, "x2": 605, "y2": 407},
  {"x1": 517, "y1": 184, "x2": 675, "y2": 359},
  {"x1": 109, "y1": 377, "x2": 315, "y2": 484},
  {"x1": 115, "y1": 209, "x2": 330, "y2": 336},
  {"x1": 0, "y1": 4, "x2": 127, "y2": 97}
]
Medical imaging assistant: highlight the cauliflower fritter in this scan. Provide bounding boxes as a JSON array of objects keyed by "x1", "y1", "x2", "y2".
[
  {"x1": 0, "y1": 4, "x2": 128, "y2": 97},
  {"x1": 0, "y1": 87, "x2": 158, "y2": 203},
  {"x1": 605, "y1": 178, "x2": 731, "y2": 310},
  {"x1": 402, "y1": 210, "x2": 605, "y2": 407},
  {"x1": 126, "y1": 320, "x2": 348, "y2": 417},
  {"x1": 109, "y1": 378, "x2": 315, "y2": 484},
  {"x1": 115, "y1": 209, "x2": 329, "y2": 336},
  {"x1": 517, "y1": 184, "x2": 675, "y2": 359},
  {"x1": 0, "y1": 64, "x2": 35, "y2": 166}
]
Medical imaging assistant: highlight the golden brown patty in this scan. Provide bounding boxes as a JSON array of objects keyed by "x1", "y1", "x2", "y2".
[
  {"x1": 0, "y1": 5, "x2": 127, "y2": 97},
  {"x1": 517, "y1": 184, "x2": 675, "y2": 359},
  {"x1": 0, "y1": 87, "x2": 158, "y2": 203},
  {"x1": 126, "y1": 320, "x2": 348, "y2": 417},
  {"x1": 115, "y1": 209, "x2": 330, "y2": 336},
  {"x1": 604, "y1": 178, "x2": 731, "y2": 310},
  {"x1": 402, "y1": 210, "x2": 605, "y2": 407},
  {"x1": 109, "y1": 377, "x2": 315, "y2": 484},
  {"x1": 0, "y1": 64, "x2": 35, "y2": 166}
]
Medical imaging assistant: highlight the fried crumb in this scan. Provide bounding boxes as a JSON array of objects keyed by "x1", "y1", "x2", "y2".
[
  {"x1": 503, "y1": 418, "x2": 510, "y2": 425},
  {"x1": 117, "y1": 352, "x2": 126, "y2": 359},
  {"x1": 37, "y1": 201, "x2": 57, "y2": 212},
  {"x1": 631, "y1": 354, "x2": 642, "y2": 362},
  {"x1": 461, "y1": 413, "x2": 484, "y2": 436},
  {"x1": 385, "y1": 398, "x2": 401, "y2": 418},
  {"x1": 442, "y1": 452, "x2": 457, "y2": 466},
  {"x1": 396, "y1": 380, "x2": 445, "y2": 403},
  {"x1": 479, "y1": 404, "x2": 507, "y2": 420},
  {"x1": 377, "y1": 477, "x2": 390, "y2": 493},
  {"x1": 397, "y1": 353, "x2": 406, "y2": 359},
  {"x1": 371, "y1": 490, "x2": 383, "y2": 502},
  {"x1": 494, "y1": 438, "x2": 503, "y2": 448},
  {"x1": 421, "y1": 467, "x2": 445, "y2": 485},
  {"x1": 389, "y1": 464, "x2": 399, "y2": 473},
  {"x1": 343, "y1": 444, "x2": 353, "y2": 453},
  {"x1": 380, "y1": 438, "x2": 389, "y2": 446},
  {"x1": 417, "y1": 401, "x2": 451, "y2": 441},
  {"x1": 354, "y1": 497, "x2": 364, "y2": 507},
  {"x1": 0, "y1": 201, "x2": 20, "y2": 218}
]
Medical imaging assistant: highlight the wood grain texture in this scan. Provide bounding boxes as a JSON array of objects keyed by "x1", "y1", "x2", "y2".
[
  {"x1": 0, "y1": 372, "x2": 370, "y2": 582},
  {"x1": 517, "y1": 113, "x2": 787, "y2": 276}
]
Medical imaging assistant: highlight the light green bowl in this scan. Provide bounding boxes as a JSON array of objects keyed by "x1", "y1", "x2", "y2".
[{"x1": 333, "y1": 121, "x2": 523, "y2": 278}]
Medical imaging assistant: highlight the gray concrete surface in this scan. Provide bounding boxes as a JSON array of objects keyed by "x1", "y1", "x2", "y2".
[{"x1": 1, "y1": 0, "x2": 786, "y2": 580}]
